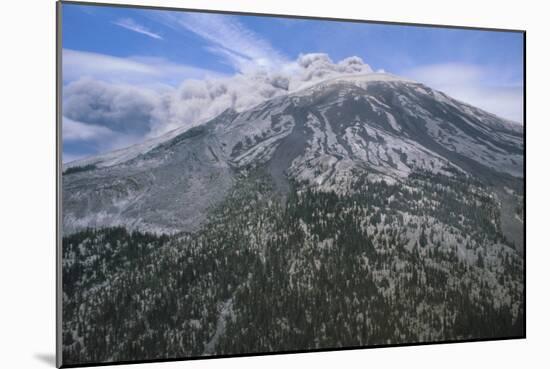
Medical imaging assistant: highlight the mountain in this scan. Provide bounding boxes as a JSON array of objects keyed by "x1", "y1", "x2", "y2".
[
  {"x1": 61, "y1": 73, "x2": 524, "y2": 365},
  {"x1": 62, "y1": 73, "x2": 523, "y2": 235}
]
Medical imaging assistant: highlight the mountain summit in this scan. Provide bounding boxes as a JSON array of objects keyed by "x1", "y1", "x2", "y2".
[{"x1": 62, "y1": 73, "x2": 523, "y2": 235}]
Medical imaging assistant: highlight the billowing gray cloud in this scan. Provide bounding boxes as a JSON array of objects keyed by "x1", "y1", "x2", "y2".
[
  {"x1": 148, "y1": 53, "x2": 374, "y2": 136},
  {"x1": 63, "y1": 52, "x2": 376, "y2": 157},
  {"x1": 63, "y1": 78, "x2": 161, "y2": 135},
  {"x1": 296, "y1": 54, "x2": 373, "y2": 83}
]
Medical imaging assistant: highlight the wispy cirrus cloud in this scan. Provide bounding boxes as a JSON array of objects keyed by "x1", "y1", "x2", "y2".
[
  {"x1": 406, "y1": 63, "x2": 524, "y2": 124},
  {"x1": 113, "y1": 18, "x2": 163, "y2": 40},
  {"x1": 63, "y1": 49, "x2": 224, "y2": 87},
  {"x1": 153, "y1": 11, "x2": 289, "y2": 72}
]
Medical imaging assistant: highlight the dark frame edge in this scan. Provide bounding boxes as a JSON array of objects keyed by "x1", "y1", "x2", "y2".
[{"x1": 58, "y1": 0, "x2": 526, "y2": 33}]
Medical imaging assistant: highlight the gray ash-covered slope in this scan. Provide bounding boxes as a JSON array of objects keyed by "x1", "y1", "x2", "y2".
[{"x1": 62, "y1": 73, "x2": 523, "y2": 235}]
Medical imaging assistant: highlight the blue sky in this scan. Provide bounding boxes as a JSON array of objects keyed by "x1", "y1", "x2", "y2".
[{"x1": 61, "y1": 2, "x2": 524, "y2": 162}]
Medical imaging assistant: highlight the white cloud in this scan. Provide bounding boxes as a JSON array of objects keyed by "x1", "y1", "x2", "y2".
[
  {"x1": 63, "y1": 117, "x2": 115, "y2": 141},
  {"x1": 294, "y1": 54, "x2": 373, "y2": 85},
  {"x1": 113, "y1": 18, "x2": 163, "y2": 40},
  {"x1": 62, "y1": 49, "x2": 223, "y2": 87},
  {"x1": 405, "y1": 63, "x2": 523, "y2": 124},
  {"x1": 155, "y1": 11, "x2": 288, "y2": 72},
  {"x1": 63, "y1": 52, "x2": 376, "y2": 155},
  {"x1": 150, "y1": 72, "x2": 287, "y2": 136}
]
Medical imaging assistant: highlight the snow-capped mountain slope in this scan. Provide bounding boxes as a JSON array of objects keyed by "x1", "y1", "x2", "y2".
[{"x1": 62, "y1": 74, "x2": 523, "y2": 235}]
